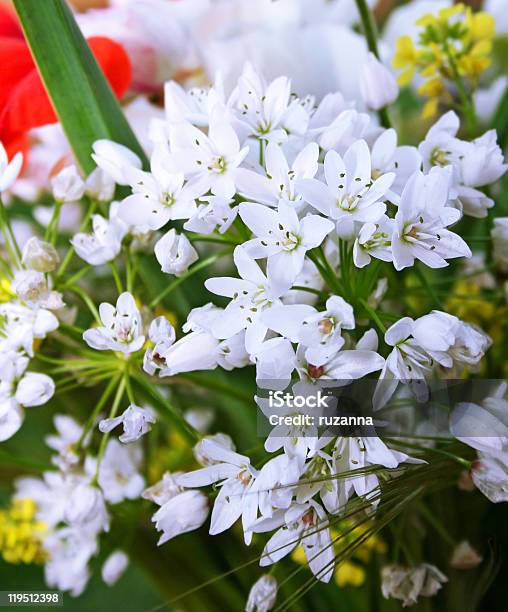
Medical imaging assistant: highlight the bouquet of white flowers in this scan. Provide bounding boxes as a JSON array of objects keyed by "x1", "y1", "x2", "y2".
[{"x1": 1, "y1": 1, "x2": 507, "y2": 610}]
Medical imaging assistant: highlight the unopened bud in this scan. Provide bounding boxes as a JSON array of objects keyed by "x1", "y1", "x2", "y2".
[{"x1": 22, "y1": 237, "x2": 60, "y2": 272}]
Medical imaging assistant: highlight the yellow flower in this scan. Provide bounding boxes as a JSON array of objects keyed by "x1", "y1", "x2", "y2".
[
  {"x1": 335, "y1": 561, "x2": 365, "y2": 587},
  {"x1": 0, "y1": 499, "x2": 46, "y2": 565},
  {"x1": 0, "y1": 276, "x2": 15, "y2": 302},
  {"x1": 470, "y1": 12, "x2": 495, "y2": 41}
]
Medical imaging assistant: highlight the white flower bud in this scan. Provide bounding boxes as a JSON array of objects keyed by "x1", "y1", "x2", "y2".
[
  {"x1": 450, "y1": 541, "x2": 483, "y2": 569},
  {"x1": 246, "y1": 575, "x2": 278, "y2": 612},
  {"x1": 51, "y1": 165, "x2": 85, "y2": 203},
  {"x1": 102, "y1": 550, "x2": 129, "y2": 586},
  {"x1": 21, "y1": 237, "x2": 60, "y2": 272},
  {"x1": 85, "y1": 167, "x2": 116, "y2": 202},
  {"x1": 359, "y1": 52, "x2": 398, "y2": 111},
  {"x1": 152, "y1": 489, "x2": 208, "y2": 545},
  {"x1": 12, "y1": 270, "x2": 47, "y2": 302},
  {"x1": 154, "y1": 229, "x2": 198, "y2": 276},
  {"x1": 65, "y1": 483, "x2": 110, "y2": 533},
  {"x1": 194, "y1": 433, "x2": 235, "y2": 466},
  {"x1": 15, "y1": 372, "x2": 55, "y2": 407},
  {"x1": 91, "y1": 140, "x2": 142, "y2": 186}
]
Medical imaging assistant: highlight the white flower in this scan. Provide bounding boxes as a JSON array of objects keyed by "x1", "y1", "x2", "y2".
[
  {"x1": 0, "y1": 302, "x2": 58, "y2": 356},
  {"x1": 177, "y1": 438, "x2": 259, "y2": 544},
  {"x1": 152, "y1": 489, "x2": 209, "y2": 545},
  {"x1": 359, "y1": 52, "x2": 398, "y2": 110},
  {"x1": 252, "y1": 501, "x2": 335, "y2": 582},
  {"x1": 71, "y1": 212, "x2": 126, "y2": 266},
  {"x1": 45, "y1": 415, "x2": 86, "y2": 471},
  {"x1": 117, "y1": 147, "x2": 203, "y2": 231},
  {"x1": 296, "y1": 343, "x2": 384, "y2": 384},
  {"x1": 163, "y1": 80, "x2": 225, "y2": 127},
  {"x1": 333, "y1": 436, "x2": 412, "y2": 506},
  {"x1": 193, "y1": 433, "x2": 235, "y2": 466},
  {"x1": 154, "y1": 229, "x2": 199, "y2": 276},
  {"x1": 471, "y1": 453, "x2": 508, "y2": 503},
  {"x1": 373, "y1": 317, "x2": 432, "y2": 410},
  {"x1": 92, "y1": 140, "x2": 142, "y2": 186},
  {"x1": 96, "y1": 439, "x2": 145, "y2": 504},
  {"x1": 262, "y1": 296, "x2": 355, "y2": 367},
  {"x1": 0, "y1": 142, "x2": 23, "y2": 192},
  {"x1": 391, "y1": 168, "x2": 471, "y2": 271},
  {"x1": 419, "y1": 111, "x2": 507, "y2": 218},
  {"x1": 21, "y1": 237, "x2": 59, "y2": 272},
  {"x1": 318, "y1": 108, "x2": 371, "y2": 154},
  {"x1": 99, "y1": 404, "x2": 156, "y2": 443},
  {"x1": 143, "y1": 316, "x2": 176, "y2": 375},
  {"x1": 205, "y1": 247, "x2": 286, "y2": 354},
  {"x1": 353, "y1": 216, "x2": 394, "y2": 268},
  {"x1": 297, "y1": 141, "x2": 394, "y2": 238},
  {"x1": 492, "y1": 217, "x2": 508, "y2": 272},
  {"x1": 184, "y1": 195, "x2": 238, "y2": 235},
  {"x1": 102, "y1": 550, "x2": 129, "y2": 586},
  {"x1": 83, "y1": 292, "x2": 145, "y2": 354},
  {"x1": 252, "y1": 337, "x2": 296, "y2": 391},
  {"x1": 239, "y1": 200, "x2": 334, "y2": 291},
  {"x1": 15, "y1": 372, "x2": 55, "y2": 407},
  {"x1": 64, "y1": 483, "x2": 110, "y2": 534},
  {"x1": 85, "y1": 167, "x2": 115, "y2": 203},
  {"x1": 236, "y1": 142, "x2": 319, "y2": 210},
  {"x1": 381, "y1": 564, "x2": 447, "y2": 607},
  {"x1": 170, "y1": 114, "x2": 249, "y2": 198},
  {"x1": 51, "y1": 165, "x2": 85, "y2": 203},
  {"x1": 370, "y1": 129, "x2": 422, "y2": 199},
  {"x1": 412, "y1": 311, "x2": 490, "y2": 370},
  {"x1": 246, "y1": 575, "x2": 278, "y2": 612},
  {"x1": 230, "y1": 63, "x2": 308, "y2": 143},
  {"x1": 12, "y1": 270, "x2": 47, "y2": 302}
]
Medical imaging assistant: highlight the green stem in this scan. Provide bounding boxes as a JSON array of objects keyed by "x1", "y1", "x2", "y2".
[
  {"x1": 354, "y1": 0, "x2": 392, "y2": 128},
  {"x1": 359, "y1": 297, "x2": 387, "y2": 334},
  {"x1": 149, "y1": 248, "x2": 232, "y2": 309},
  {"x1": 93, "y1": 375, "x2": 126, "y2": 483},
  {"x1": 110, "y1": 261, "x2": 124, "y2": 294},
  {"x1": 414, "y1": 265, "x2": 443, "y2": 309}
]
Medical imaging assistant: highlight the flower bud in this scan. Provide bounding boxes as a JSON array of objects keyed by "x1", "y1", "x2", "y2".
[
  {"x1": 12, "y1": 270, "x2": 46, "y2": 302},
  {"x1": 85, "y1": 167, "x2": 115, "y2": 202},
  {"x1": 152, "y1": 489, "x2": 208, "y2": 544},
  {"x1": 51, "y1": 165, "x2": 85, "y2": 203},
  {"x1": 102, "y1": 550, "x2": 129, "y2": 586},
  {"x1": 450, "y1": 541, "x2": 483, "y2": 569},
  {"x1": 15, "y1": 372, "x2": 55, "y2": 407},
  {"x1": 21, "y1": 237, "x2": 60, "y2": 272},
  {"x1": 246, "y1": 575, "x2": 278, "y2": 612},
  {"x1": 194, "y1": 433, "x2": 235, "y2": 466},
  {"x1": 154, "y1": 229, "x2": 198, "y2": 276},
  {"x1": 359, "y1": 53, "x2": 398, "y2": 111}
]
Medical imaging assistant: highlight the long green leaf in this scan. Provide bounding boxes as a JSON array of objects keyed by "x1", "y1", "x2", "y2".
[{"x1": 13, "y1": 0, "x2": 148, "y2": 174}]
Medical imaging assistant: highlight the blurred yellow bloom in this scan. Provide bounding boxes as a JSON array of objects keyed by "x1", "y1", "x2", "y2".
[
  {"x1": 393, "y1": 3, "x2": 495, "y2": 118},
  {"x1": 0, "y1": 276, "x2": 14, "y2": 302},
  {"x1": 335, "y1": 561, "x2": 365, "y2": 587},
  {"x1": 0, "y1": 499, "x2": 46, "y2": 565}
]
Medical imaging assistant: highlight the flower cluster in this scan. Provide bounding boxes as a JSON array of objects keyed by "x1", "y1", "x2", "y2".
[
  {"x1": 393, "y1": 3, "x2": 495, "y2": 118},
  {"x1": 1, "y1": 1, "x2": 508, "y2": 610}
]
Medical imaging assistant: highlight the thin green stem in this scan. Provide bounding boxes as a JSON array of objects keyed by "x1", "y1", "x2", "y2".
[
  {"x1": 110, "y1": 261, "x2": 124, "y2": 294},
  {"x1": 149, "y1": 248, "x2": 232, "y2": 309},
  {"x1": 93, "y1": 375, "x2": 126, "y2": 483},
  {"x1": 359, "y1": 297, "x2": 387, "y2": 334},
  {"x1": 0, "y1": 196, "x2": 21, "y2": 267},
  {"x1": 55, "y1": 199, "x2": 98, "y2": 279},
  {"x1": 354, "y1": 0, "x2": 392, "y2": 128}
]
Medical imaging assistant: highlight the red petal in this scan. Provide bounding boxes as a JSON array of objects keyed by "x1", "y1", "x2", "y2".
[
  {"x1": 0, "y1": 5, "x2": 23, "y2": 39},
  {"x1": 1, "y1": 36, "x2": 132, "y2": 137},
  {"x1": 0, "y1": 38, "x2": 34, "y2": 111},
  {"x1": 88, "y1": 36, "x2": 132, "y2": 99}
]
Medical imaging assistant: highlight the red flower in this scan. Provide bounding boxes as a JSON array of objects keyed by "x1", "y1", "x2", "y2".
[{"x1": 0, "y1": 5, "x2": 132, "y2": 158}]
